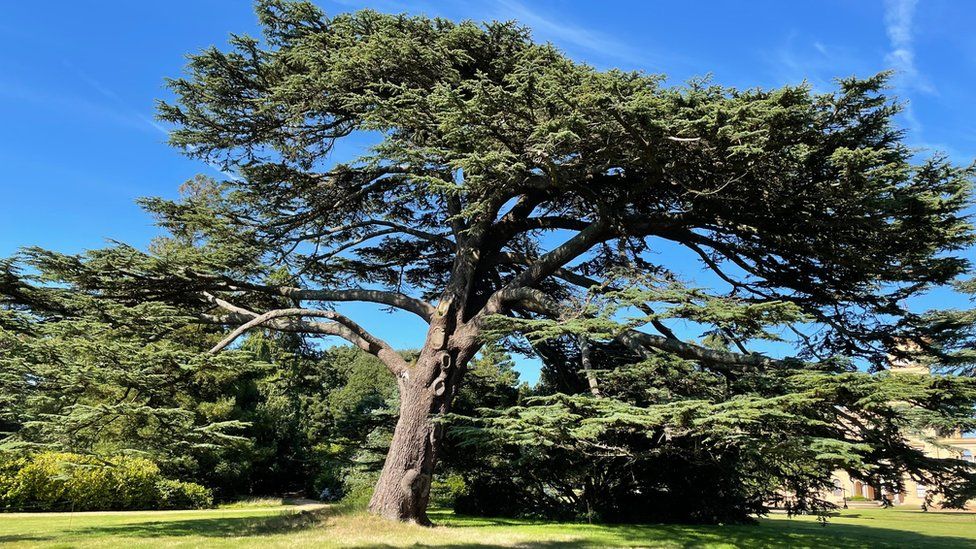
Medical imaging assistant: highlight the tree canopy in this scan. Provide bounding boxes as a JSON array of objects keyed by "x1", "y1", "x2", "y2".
[{"x1": 3, "y1": 0, "x2": 976, "y2": 524}]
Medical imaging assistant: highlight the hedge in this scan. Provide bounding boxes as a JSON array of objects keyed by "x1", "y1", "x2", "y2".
[{"x1": 0, "y1": 452, "x2": 212, "y2": 512}]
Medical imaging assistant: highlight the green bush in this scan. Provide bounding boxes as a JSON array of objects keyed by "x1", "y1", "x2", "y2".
[
  {"x1": 156, "y1": 479, "x2": 213, "y2": 509},
  {"x1": 0, "y1": 452, "x2": 212, "y2": 511},
  {"x1": 335, "y1": 471, "x2": 377, "y2": 513},
  {"x1": 429, "y1": 473, "x2": 467, "y2": 508},
  {"x1": 0, "y1": 456, "x2": 23, "y2": 504},
  {"x1": 115, "y1": 455, "x2": 163, "y2": 510}
]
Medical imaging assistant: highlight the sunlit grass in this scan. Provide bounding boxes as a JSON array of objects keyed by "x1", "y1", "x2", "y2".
[
  {"x1": 0, "y1": 504, "x2": 974, "y2": 547},
  {"x1": 218, "y1": 497, "x2": 291, "y2": 509}
]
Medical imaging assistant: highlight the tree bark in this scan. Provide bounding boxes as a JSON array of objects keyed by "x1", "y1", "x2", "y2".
[
  {"x1": 367, "y1": 320, "x2": 479, "y2": 524},
  {"x1": 367, "y1": 351, "x2": 442, "y2": 525},
  {"x1": 578, "y1": 335, "x2": 601, "y2": 397}
]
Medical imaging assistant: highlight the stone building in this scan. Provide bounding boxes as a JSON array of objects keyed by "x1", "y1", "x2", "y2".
[{"x1": 822, "y1": 353, "x2": 976, "y2": 509}]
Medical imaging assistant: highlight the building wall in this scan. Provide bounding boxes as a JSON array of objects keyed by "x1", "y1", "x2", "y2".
[{"x1": 823, "y1": 432, "x2": 976, "y2": 509}]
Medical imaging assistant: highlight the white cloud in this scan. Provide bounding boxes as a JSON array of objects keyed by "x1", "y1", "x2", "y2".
[
  {"x1": 884, "y1": 0, "x2": 934, "y2": 91},
  {"x1": 65, "y1": 62, "x2": 241, "y2": 181},
  {"x1": 492, "y1": 0, "x2": 669, "y2": 71},
  {"x1": 883, "y1": 0, "x2": 935, "y2": 134},
  {"x1": 764, "y1": 32, "x2": 862, "y2": 93}
]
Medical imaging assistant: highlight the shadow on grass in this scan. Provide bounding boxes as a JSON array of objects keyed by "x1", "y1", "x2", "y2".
[
  {"x1": 2, "y1": 507, "x2": 974, "y2": 548},
  {"x1": 432, "y1": 510, "x2": 976, "y2": 549},
  {"x1": 0, "y1": 509, "x2": 329, "y2": 545}
]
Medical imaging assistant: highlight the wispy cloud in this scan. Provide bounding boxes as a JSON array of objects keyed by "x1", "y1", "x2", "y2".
[
  {"x1": 883, "y1": 0, "x2": 931, "y2": 91},
  {"x1": 883, "y1": 0, "x2": 935, "y2": 134},
  {"x1": 66, "y1": 62, "x2": 240, "y2": 181},
  {"x1": 492, "y1": 0, "x2": 671, "y2": 71},
  {"x1": 67, "y1": 63, "x2": 171, "y2": 136},
  {"x1": 764, "y1": 32, "x2": 865, "y2": 93}
]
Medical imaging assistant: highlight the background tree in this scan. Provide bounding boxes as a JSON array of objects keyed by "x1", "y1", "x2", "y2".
[
  {"x1": 451, "y1": 320, "x2": 976, "y2": 522},
  {"x1": 3, "y1": 0, "x2": 976, "y2": 524},
  {"x1": 1, "y1": 254, "x2": 405, "y2": 501}
]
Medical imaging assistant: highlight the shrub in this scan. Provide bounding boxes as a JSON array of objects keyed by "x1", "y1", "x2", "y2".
[
  {"x1": 335, "y1": 471, "x2": 377, "y2": 513},
  {"x1": 156, "y1": 479, "x2": 213, "y2": 509},
  {"x1": 110, "y1": 455, "x2": 162, "y2": 510},
  {"x1": 0, "y1": 452, "x2": 211, "y2": 511},
  {"x1": 429, "y1": 473, "x2": 467, "y2": 508},
  {"x1": 0, "y1": 456, "x2": 24, "y2": 506}
]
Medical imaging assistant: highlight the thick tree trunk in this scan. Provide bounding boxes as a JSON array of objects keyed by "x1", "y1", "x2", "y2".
[
  {"x1": 367, "y1": 351, "x2": 443, "y2": 524},
  {"x1": 368, "y1": 320, "x2": 479, "y2": 524}
]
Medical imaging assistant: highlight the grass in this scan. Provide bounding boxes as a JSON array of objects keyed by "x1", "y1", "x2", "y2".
[
  {"x1": 1, "y1": 504, "x2": 975, "y2": 548},
  {"x1": 217, "y1": 497, "x2": 292, "y2": 509}
]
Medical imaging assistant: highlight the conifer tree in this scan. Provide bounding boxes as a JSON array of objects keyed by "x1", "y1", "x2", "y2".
[{"x1": 4, "y1": 0, "x2": 976, "y2": 524}]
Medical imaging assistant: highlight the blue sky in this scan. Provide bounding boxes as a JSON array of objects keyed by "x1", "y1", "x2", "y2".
[{"x1": 1, "y1": 0, "x2": 973, "y2": 383}]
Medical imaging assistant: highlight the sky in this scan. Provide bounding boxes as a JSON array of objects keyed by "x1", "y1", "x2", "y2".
[{"x1": 1, "y1": 0, "x2": 974, "y2": 384}]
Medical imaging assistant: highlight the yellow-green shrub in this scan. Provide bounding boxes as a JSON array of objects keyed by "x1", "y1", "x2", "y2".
[{"x1": 0, "y1": 452, "x2": 212, "y2": 511}]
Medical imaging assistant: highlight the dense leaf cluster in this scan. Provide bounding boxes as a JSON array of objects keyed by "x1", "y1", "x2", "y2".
[{"x1": 450, "y1": 349, "x2": 976, "y2": 522}]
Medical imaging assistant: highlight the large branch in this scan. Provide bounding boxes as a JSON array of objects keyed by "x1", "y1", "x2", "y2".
[
  {"x1": 480, "y1": 286, "x2": 563, "y2": 317},
  {"x1": 615, "y1": 330, "x2": 783, "y2": 370},
  {"x1": 197, "y1": 273, "x2": 436, "y2": 322},
  {"x1": 204, "y1": 295, "x2": 409, "y2": 374},
  {"x1": 495, "y1": 220, "x2": 610, "y2": 296},
  {"x1": 496, "y1": 215, "x2": 591, "y2": 235}
]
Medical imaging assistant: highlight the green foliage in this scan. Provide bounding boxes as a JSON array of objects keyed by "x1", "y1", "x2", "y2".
[
  {"x1": 3, "y1": 0, "x2": 976, "y2": 525},
  {"x1": 0, "y1": 281, "x2": 403, "y2": 500},
  {"x1": 429, "y1": 473, "x2": 468, "y2": 508},
  {"x1": 0, "y1": 284, "x2": 256, "y2": 461},
  {"x1": 449, "y1": 349, "x2": 976, "y2": 522},
  {"x1": 156, "y1": 479, "x2": 214, "y2": 510},
  {"x1": 0, "y1": 452, "x2": 212, "y2": 511},
  {"x1": 334, "y1": 471, "x2": 380, "y2": 513}
]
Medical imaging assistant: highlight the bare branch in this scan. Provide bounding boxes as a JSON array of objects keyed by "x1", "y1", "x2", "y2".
[
  {"x1": 498, "y1": 216, "x2": 591, "y2": 235},
  {"x1": 203, "y1": 295, "x2": 409, "y2": 374},
  {"x1": 290, "y1": 219, "x2": 455, "y2": 247},
  {"x1": 286, "y1": 288, "x2": 436, "y2": 323},
  {"x1": 495, "y1": 220, "x2": 610, "y2": 295},
  {"x1": 196, "y1": 275, "x2": 436, "y2": 322},
  {"x1": 480, "y1": 286, "x2": 563, "y2": 318}
]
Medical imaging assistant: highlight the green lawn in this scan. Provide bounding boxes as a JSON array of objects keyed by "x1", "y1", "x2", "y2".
[{"x1": 1, "y1": 503, "x2": 975, "y2": 548}]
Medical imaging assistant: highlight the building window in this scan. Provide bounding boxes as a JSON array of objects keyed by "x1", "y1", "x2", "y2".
[
  {"x1": 963, "y1": 450, "x2": 974, "y2": 463},
  {"x1": 916, "y1": 484, "x2": 927, "y2": 498},
  {"x1": 832, "y1": 480, "x2": 843, "y2": 497}
]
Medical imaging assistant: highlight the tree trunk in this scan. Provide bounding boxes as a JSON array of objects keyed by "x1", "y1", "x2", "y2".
[
  {"x1": 367, "y1": 353, "x2": 442, "y2": 524},
  {"x1": 368, "y1": 319, "x2": 478, "y2": 524}
]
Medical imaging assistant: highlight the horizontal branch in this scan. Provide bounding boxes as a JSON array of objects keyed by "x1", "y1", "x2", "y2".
[
  {"x1": 615, "y1": 330, "x2": 782, "y2": 370},
  {"x1": 283, "y1": 288, "x2": 435, "y2": 322},
  {"x1": 499, "y1": 216, "x2": 592, "y2": 234},
  {"x1": 203, "y1": 295, "x2": 408, "y2": 374},
  {"x1": 289, "y1": 219, "x2": 455, "y2": 247},
  {"x1": 198, "y1": 274, "x2": 435, "y2": 322},
  {"x1": 479, "y1": 286, "x2": 563, "y2": 318}
]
